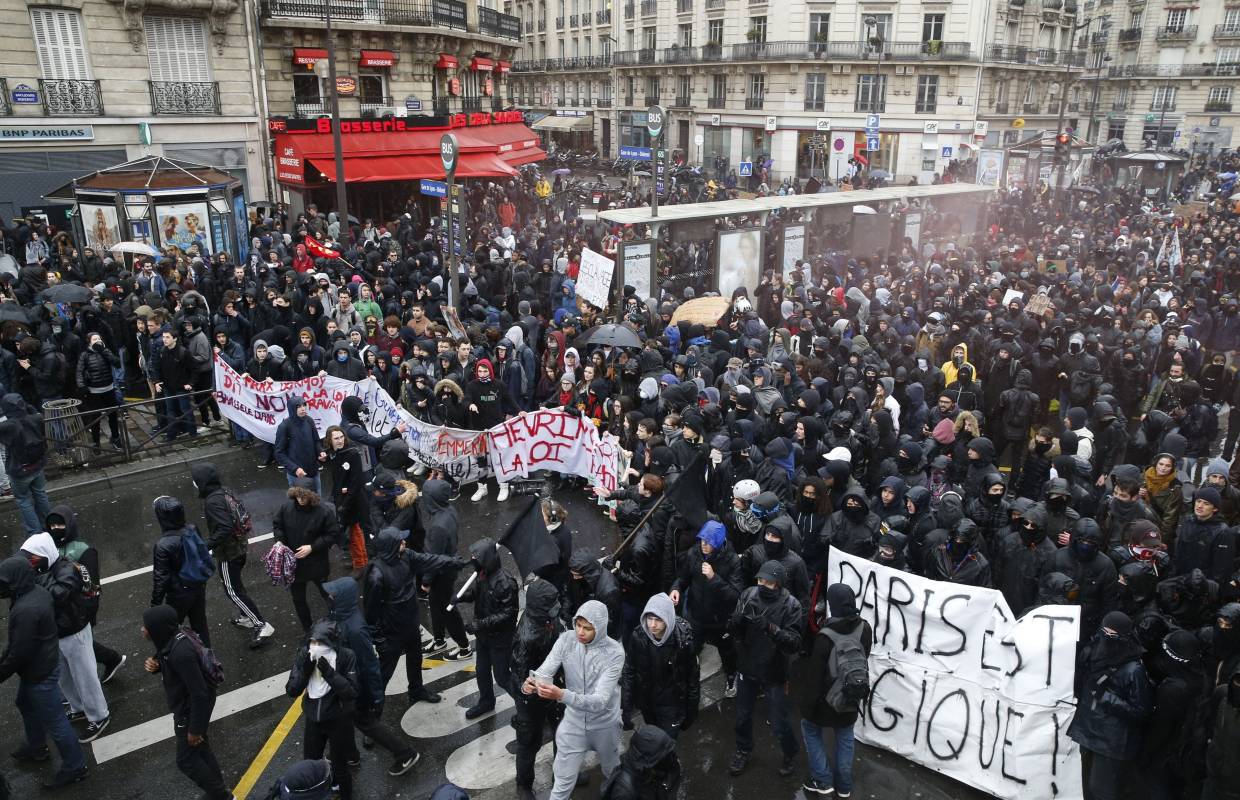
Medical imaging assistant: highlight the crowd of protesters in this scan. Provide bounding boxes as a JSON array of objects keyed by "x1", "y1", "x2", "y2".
[{"x1": 1, "y1": 149, "x2": 1240, "y2": 799}]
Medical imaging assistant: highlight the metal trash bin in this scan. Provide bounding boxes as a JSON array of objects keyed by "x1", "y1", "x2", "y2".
[{"x1": 42, "y1": 398, "x2": 89, "y2": 464}]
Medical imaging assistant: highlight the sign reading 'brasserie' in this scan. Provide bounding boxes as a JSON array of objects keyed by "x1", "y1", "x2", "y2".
[{"x1": 0, "y1": 125, "x2": 94, "y2": 141}]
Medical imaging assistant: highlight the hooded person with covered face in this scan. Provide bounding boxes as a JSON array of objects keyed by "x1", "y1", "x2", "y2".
[
  {"x1": 525, "y1": 599, "x2": 626, "y2": 800},
  {"x1": 1204, "y1": 669, "x2": 1240, "y2": 800},
  {"x1": 455, "y1": 537, "x2": 518, "y2": 719},
  {"x1": 1069, "y1": 611, "x2": 1154, "y2": 800},
  {"x1": 285, "y1": 619, "x2": 360, "y2": 800},
  {"x1": 150, "y1": 495, "x2": 213, "y2": 645},
  {"x1": 620, "y1": 593, "x2": 700, "y2": 739},
  {"x1": 563, "y1": 547, "x2": 622, "y2": 640},
  {"x1": 141, "y1": 604, "x2": 228, "y2": 799},
  {"x1": 670, "y1": 520, "x2": 743, "y2": 696},
  {"x1": 0, "y1": 556, "x2": 88, "y2": 789},
  {"x1": 601, "y1": 724, "x2": 682, "y2": 800},
  {"x1": 509, "y1": 579, "x2": 565, "y2": 800}
]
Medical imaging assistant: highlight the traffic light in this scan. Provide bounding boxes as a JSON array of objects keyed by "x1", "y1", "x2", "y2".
[{"x1": 1054, "y1": 132, "x2": 1071, "y2": 163}]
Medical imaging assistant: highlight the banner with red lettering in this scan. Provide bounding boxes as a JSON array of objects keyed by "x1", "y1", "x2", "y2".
[{"x1": 213, "y1": 356, "x2": 620, "y2": 490}]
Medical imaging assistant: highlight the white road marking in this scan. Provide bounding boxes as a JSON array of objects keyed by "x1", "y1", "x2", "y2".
[
  {"x1": 443, "y1": 645, "x2": 722, "y2": 791},
  {"x1": 399, "y1": 674, "x2": 514, "y2": 738},
  {"x1": 100, "y1": 532, "x2": 275, "y2": 585},
  {"x1": 90, "y1": 652, "x2": 472, "y2": 764}
]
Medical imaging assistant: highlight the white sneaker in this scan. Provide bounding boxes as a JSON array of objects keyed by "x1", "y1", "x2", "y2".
[
  {"x1": 496, "y1": 483, "x2": 510, "y2": 502},
  {"x1": 470, "y1": 484, "x2": 488, "y2": 502}
]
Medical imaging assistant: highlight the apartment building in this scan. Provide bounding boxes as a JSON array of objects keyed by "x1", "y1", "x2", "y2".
[
  {"x1": 0, "y1": 0, "x2": 264, "y2": 224},
  {"x1": 1096, "y1": 0, "x2": 1239, "y2": 154}
]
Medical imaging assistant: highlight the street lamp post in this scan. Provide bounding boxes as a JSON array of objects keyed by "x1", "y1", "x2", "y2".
[
  {"x1": 324, "y1": 1, "x2": 349, "y2": 232},
  {"x1": 1086, "y1": 53, "x2": 1112, "y2": 144},
  {"x1": 1054, "y1": 14, "x2": 1109, "y2": 201},
  {"x1": 863, "y1": 15, "x2": 884, "y2": 168}
]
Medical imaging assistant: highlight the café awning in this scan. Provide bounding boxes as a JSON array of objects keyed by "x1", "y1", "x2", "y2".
[
  {"x1": 531, "y1": 114, "x2": 593, "y2": 132},
  {"x1": 360, "y1": 50, "x2": 396, "y2": 67},
  {"x1": 293, "y1": 48, "x2": 328, "y2": 65}
]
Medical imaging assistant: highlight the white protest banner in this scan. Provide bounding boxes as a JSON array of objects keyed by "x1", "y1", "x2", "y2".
[
  {"x1": 1001, "y1": 289, "x2": 1024, "y2": 308},
  {"x1": 487, "y1": 410, "x2": 624, "y2": 494},
  {"x1": 781, "y1": 224, "x2": 805, "y2": 280},
  {"x1": 214, "y1": 357, "x2": 615, "y2": 488},
  {"x1": 827, "y1": 548, "x2": 1081, "y2": 800},
  {"x1": 576, "y1": 247, "x2": 615, "y2": 310}
]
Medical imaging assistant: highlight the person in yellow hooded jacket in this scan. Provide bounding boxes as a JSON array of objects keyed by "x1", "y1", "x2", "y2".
[{"x1": 939, "y1": 342, "x2": 975, "y2": 389}]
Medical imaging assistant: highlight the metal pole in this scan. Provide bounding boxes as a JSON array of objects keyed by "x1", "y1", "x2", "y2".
[
  {"x1": 1052, "y1": 29, "x2": 1077, "y2": 202},
  {"x1": 1156, "y1": 81, "x2": 1170, "y2": 151},
  {"x1": 325, "y1": 1, "x2": 349, "y2": 234},
  {"x1": 650, "y1": 131, "x2": 660, "y2": 219},
  {"x1": 445, "y1": 180, "x2": 456, "y2": 305}
]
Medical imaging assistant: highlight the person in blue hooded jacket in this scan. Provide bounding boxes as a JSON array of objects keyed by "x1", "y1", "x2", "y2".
[
  {"x1": 275, "y1": 395, "x2": 326, "y2": 494},
  {"x1": 670, "y1": 520, "x2": 743, "y2": 697},
  {"x1": 323, "y1": 576, "x2": 421, "y2": 778}
]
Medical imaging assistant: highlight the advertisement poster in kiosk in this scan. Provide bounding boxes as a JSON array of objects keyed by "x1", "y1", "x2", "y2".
[
  {"x1": 781, "y1": 224, "x2": 805, "y2": 280},
  {"x1": 716, "y1": 228, "x2": 763, "y2": 300}
]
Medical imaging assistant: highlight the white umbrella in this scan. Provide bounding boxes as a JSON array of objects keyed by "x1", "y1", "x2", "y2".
[
  {"x1": 0, "y1": 254, "x2": 17, "y2": 280},
  {"x1": 852, "y1": 205, "x2": 878, "y2": 215},
  {"x1": 110, "y1": 241, "x2": 161, "y2": 258}
]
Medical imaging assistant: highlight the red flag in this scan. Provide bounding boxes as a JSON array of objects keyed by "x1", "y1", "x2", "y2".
[{"x1": 303, "y1": 235, "x2": 337, "y2": 259}]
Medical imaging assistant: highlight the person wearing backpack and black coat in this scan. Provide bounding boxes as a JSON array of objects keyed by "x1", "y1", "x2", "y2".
[
  {"x1": 1141, "y1": 629, "x2": 1210, "y2": 800},
  {"x1": 191, "y1": 462, "x2": 273, "y2": 650},
  {"x1": 0, "y1": 556, "x2": 88, "y2": 790},
  {"x1": 419, "y1": 479, "x2": 473, "y2": 659},
  {"x1": 797, "y1": 583, "x2": 873, "y2": 797},
  {"x1": 727, "y1": 560, "x2": 803, "y2": 779},
  {"x1": 621, "y1": 593, "x2": 700, "y2": 739},
  {"x1": 285, "y1": 619, "x2": 360, "y2": 800},
  {"x1": 670, "y1": 520, "x2": 744, "y2": 697},
  {"x1": 150, "y1": 495, "x2": 213, "y2": 646},
  {"x1": 509, "y1": 578, "x2": 565, "y2": 800},
  {"x1": 141, "y1": 603, "x2": 230, "y2": 800},
  {"x1": 1068, "y1": 611, "x2": 1154, "y2": 800},
  {"x1": 363, "y1": 527, "x2": 466, "y2": 707},
  {"x1": 273, "y1": 480, "x2": 340, "y2": 632},
  {"x1": 600, "y1": 725, "x2": 682, "y2": 800},
  {"x1": 457, "y1": 537, "x2": 519, "y2": 719},
  {"x1": 0, "y1": 392, "x2": 51, "y2": 538}
]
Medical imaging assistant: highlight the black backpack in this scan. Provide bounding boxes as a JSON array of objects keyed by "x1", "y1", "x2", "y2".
[
  {"x1": 821, "y1": 625, "x2": 871, "y2": 712},
  {"x1": 175, "y1": 627, "x2": 224, "y2": 687},
  {"x1": 8, "y1": 412, "x2": 46, "y2": 476}
]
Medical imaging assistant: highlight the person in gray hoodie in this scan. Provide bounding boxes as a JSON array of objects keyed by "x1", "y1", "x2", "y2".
[
  {"x1": 621, "y1": 593, "x2": 700, "y2": 739},
  {"x1": 525, "y1": 599, "x2": 625, "y2": 800}
]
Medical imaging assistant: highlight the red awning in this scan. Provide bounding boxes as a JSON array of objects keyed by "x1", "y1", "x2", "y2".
[
  {"x1": 293, "y1": 48, "x2": 328, "y2": 66},
  {"x1": 470, "y1": 56, "x2": 495, "y2": 72},
  {"x1": 276, "y1": 122, "x2": 541, "y2": 159},
  {"x1": 436, "y1": 54, "x2": 459, "y2": 69},
  {"x1": 500, "y1": 145, "x2": 546, "y2": 166},
  {"x1": 308, "y1": 152, "x2": 516, "y2": 183},
  {"x1": 496, "y1": 60, "x2": 511, "y2": 75},
  {"x1": 360, "y1": 50, "x2": 396, "y2": 67}
]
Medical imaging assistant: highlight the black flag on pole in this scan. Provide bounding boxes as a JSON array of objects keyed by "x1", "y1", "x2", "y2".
[
  {"x1": 665, "y1": 452, "x2": 709, "y2": 530},
  {"x1": 499, "y1": 498, "x2": 561, "y2": 577}
]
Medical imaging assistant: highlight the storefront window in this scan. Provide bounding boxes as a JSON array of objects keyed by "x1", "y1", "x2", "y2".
[
  {"x1": 796, "y1": 131, "x2": 828, "y2": 179},
  {"x1": 741, "y1": 128, "x2": 767, "y2": 165},
  {"x1": 702, "y1": 125, "x2": 729, "y2": 177}
]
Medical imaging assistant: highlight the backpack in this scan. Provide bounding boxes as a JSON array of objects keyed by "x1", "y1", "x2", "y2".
[
  {"x1": 221, "y1": 488, "x2": 254, "y2": 543},
  {"x1": 821, "y1": 625, "x2": 871, "y2": 712},
  {"x1": 178, "y1": 524, "x2": 216, "y2": 585},
  {"x1": 175, "y1": 627, "x2": 224, "y2": 687},
  {"x1": 8, "y1": 413, "x2": 47, "y2": 477},
  {"x1": 262, "y1": 541, "x2": 298, "y2": 587}
]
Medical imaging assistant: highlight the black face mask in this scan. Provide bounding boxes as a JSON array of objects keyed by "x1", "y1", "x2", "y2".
[
  {"x1": 797, "y1": 497, "x2": 817, "y2": 514},
  {"x1": 1019, "y1": 526, "x2": 1042, "y2": 545},
  {"x1": 844, "y1": 504, "x2": 866, "y2": 521},
  {"x1": 764, "y1": 539, "x2": 783, "y2": 558},
  {"x1": 1034, "y1": 441, "x2": 1052, "y2": 454},
  {"x1": 1073, "y1": 540, "x2": 1099, "y2": 560},
  {"x1": 1047, "y1": 496, "x2": 1069, "y2": 512},
  {"x1": 757, "y1": 585, "x2": 779, "y2": 602},
  {"x1": 985, "y1": 492, "x2": 1004, "y2": 505}
]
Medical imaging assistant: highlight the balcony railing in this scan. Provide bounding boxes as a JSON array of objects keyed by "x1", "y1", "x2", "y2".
[
  {"x1": 569, "y1": 13, "x2": 578, "y2": 26},
  {"x1": 260, "y1": 0, "x2": 467, "y2": 29},
  {"x1": 986, "y1": 44, "x2": 1086, "y2": 66},
  {"x1": 1108, "y1": 62, "x2": 1240, "y2": 77},
  {"x1": 677, "y1": 0, "x2": 692, "y2": 11},
  {"x1": 613, "y1": 38, "x2": 971, "y2": 66},
  {"x1": 854, "y1": 99, "x2": 885, "y2": 113},
  {"x1": 149, "y1": 80, "x2": 220, "y2": 115},
  {"x1": 1150, "y1": 101, "x2": 1175, "y2": 112},
  {"x1": 624, "y1": 2, "x2": 634, "y2": 18},
  {"x1": 39, "y1": 79, "x2": 104, "y2": 116},
  {"x1": 596, "y1": 97, "x2": 612, "y2": 107},
  {"x1": 1117, "y1": 27, "x2": 1141, "y2": 43},
  {"x1": 293, "y1": 99, "x2": 330, "y2": 117},
  {"x1": 359, "y1": 95, "x2": 395, "y2": 116},
  {"x1": 993, "y1": 101, "x2": 1009, "y2": 113},
  {"x1": 511, "y1": 55, "x2": 613, "y2": 71},
  {"x1": 705, "y1": 0, "x2": 724, "y2": 7},
  {"x1": 1155, "y1": 25, "x2": 1197, "y2": 41},
  {"x1": 1111, "y1": 100, "x2": 1130, "y2": 111},
  {"x1": 1023, "y1": 102, "x2": 1041, "y2": 114},
  {"x1": 538, "y1": 18, "x2": 545, "y2": 30},
  {"x1": 673, "y1": 94, "x2": 691, "y2": 106},
  {"x1": 742, "y1": 95, "x2": 762, "y2": 109},
  {"x1": 479, "y1": 6, "x2": 521, "y2": 38},
  {"x1": 555, "y1": 15, "x2": 564, "y2": 27},
  {"x1": 1215, "y1": 25, "x2": 1240, "y2": 40},
  {"x1": 707, "y1": 95, "x2": 726, "y2": 108},
  {"x1": 804, "y1": 98, "x2": 825, "y2": 111},
  {"x1": 640, "y1": 0, "x2": 656, "y2": 13},
  {"x1": 0, "y1": 79, "x2": 11, "y2": 117},
  {"x1": 1205, "y1": 100, "x2": 1233, "y2": 112},
  {"x1": 596, "y1": 9, "x2": 610, "y2": 22},
  {"x1": 644, "y1": 93, "x2": 660, "y2": 105},
  {"x1": 569, "y1": 98, "x2": 579, "y2": 106},
  {"x1": 624, "y1": 94, "x2": 634, "y2": 104}
]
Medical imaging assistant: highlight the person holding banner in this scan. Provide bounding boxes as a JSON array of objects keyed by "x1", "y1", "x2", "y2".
[{"x1": 465, "y1": 359, "x2": 511, "y2": 503}]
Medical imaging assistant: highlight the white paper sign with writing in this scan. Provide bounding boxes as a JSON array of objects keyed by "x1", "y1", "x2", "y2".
[
  {"x1": 576, "y1": 247, "x2": 615, "y2": 310},
  {"x1": 826, "y1": 548, "x2": 1081, "y2": 800}
]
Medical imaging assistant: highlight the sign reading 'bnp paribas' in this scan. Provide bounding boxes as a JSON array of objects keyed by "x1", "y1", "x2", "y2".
[{"x1": 0, "y1": 125, "x2": 94, "y2": 141}]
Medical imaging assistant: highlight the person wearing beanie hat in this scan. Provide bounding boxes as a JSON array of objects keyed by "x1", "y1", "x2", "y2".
[
  {"x1": 1106, "y1": 519, "x2": 1172, "y2": 576},
  {"x1": 727, "y1": 558, "x2": 802, "y2": 778},
  {"x1": 1172, "y1": 486, "x2": 1237, "y2": 584},
  {"x1": 1202, "y1": 457, "x2": 1240, "y2": 525},
  {"x1": 670, "y1": 521, "x2": 742, "y2": 700},
  {"x1": 1069, "y1": 609, "x2": 1152, "y2": 800},
  {"x1": 1064, "y1": 406, "x2": 1095, "y2": 463},
  {"x1": 796, "y1": 583, "x2": 873, "y2": 796},
  {"x1": 1141, "y1": 628, "x2": 1207, "y2": 798}
]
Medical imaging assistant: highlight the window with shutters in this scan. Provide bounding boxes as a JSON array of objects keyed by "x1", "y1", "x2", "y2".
[
  {"x1": 144, "y1": 16, "x2": 211, "y2": 83},
  {"x1": 29, "y1": 8, "x2": 91, "y2": 79}
]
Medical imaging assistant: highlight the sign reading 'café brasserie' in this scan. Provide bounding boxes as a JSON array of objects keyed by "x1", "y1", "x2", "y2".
[{"x1": 0, "y1": 125, "x2": 94, "y2": 141}]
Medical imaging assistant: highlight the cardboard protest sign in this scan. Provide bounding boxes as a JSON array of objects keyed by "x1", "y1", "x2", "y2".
[
  {"x1": 576, "y1": 247, "x2": 615, "y2": 310},
  {"x1": 214, "y1": 357, "x2": 622, "y2": 488},
  {"x1": 826, "y1": 549, "x2": 1081, "y2": 800}
]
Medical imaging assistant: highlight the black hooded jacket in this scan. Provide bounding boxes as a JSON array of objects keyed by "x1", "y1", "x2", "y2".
[
  {"x1": 0, "y1": 556, "x2": 59, "y2": 683},
  {"x1": 191, "y1": 462, "x2": 246, "y2": 562},
  {"x1": 600, "y1": 725, "x2": 682, "y2": 800},
  {"x1": 143, "y1": 604, "x2": 215, "y2": 736},
  {"x1": 460, "y1": 538, "x2": 518, "y2": 641},
  {"x1": 509, "y1": 578, "x2": 565, "y2": 712},
  {"x1": 562, "y1": 548, "x2": 622, "y2": 639},
  {"x1": 362, "y1": 528, "x2": 462, "y2": 641},
  {"x1": 151, "y1": 496, "x2": 206, "y2": 605},
  {"x1": 272, "y1": 486, "x2": 338, "y2": 585},
  {"x1": 419, "y1": 480, "x2": 462, "y2": 579},
  {"x1": 815, "y1": 490, "x2": 880, "y2": 569},
  {"x1": 1051, "y1": 519, "x2": 1119, "y2": 635},
  {"x1": 285, "y1": 619, "x2": 360, "y2": 723},
  {"x1": 621, "y1": 594, "x2": 700, "y2": 729},
  {"x1": 992, "y1": 504, "x2": 1059, "y2": 615}
]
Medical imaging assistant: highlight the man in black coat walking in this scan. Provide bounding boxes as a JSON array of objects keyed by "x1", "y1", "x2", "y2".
[
  {"x1": 141, "y1": 604, "x2": 230, "y2": 799},
  {"x1": 150, "y1": 495, "x2": 213, "y2": 646},
  {"x1": 272, "y1": 480, "x2": 339, "y2": 632},
  {"x1": 621, "y1": 593, "x2": 700, "y2": 739},
  {"x1": 458, "y1": 537, "x2": 518, "y2": 719},
  {"x1": 509, "y1": 579, "x2": 564, "y2": 800},
  {"x1": 0, "y1": 556, "x2": 88, "y2": 789}
]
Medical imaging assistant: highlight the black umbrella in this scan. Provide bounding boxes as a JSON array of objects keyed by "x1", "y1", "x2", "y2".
[
  {"x1": 0, "y1": 302, "x2": 29, "y2": 323},
  {"x1": 584, "y1": 323, "x2": 643, "y2": 349},
  {"x1": 39, "y1": 283, "x2": 94, "y2": 304}
]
